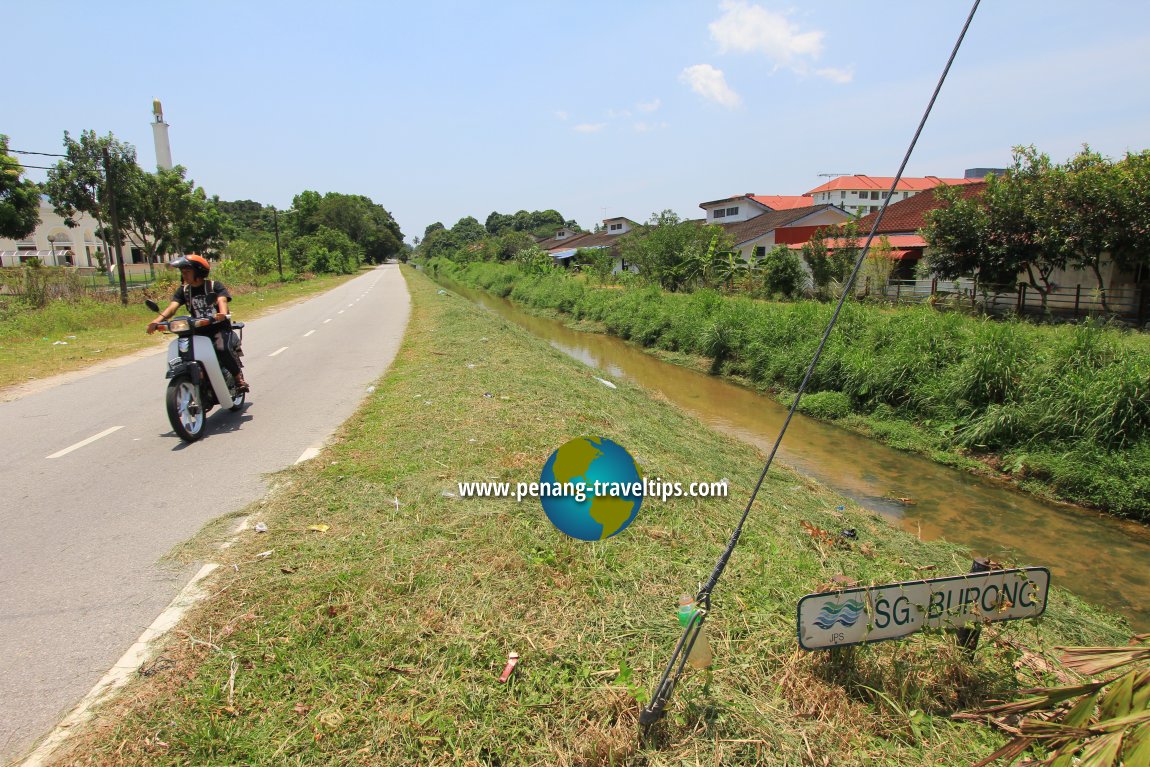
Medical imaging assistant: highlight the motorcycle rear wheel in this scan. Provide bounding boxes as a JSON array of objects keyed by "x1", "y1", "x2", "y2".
[
  {"x1": 167, "y1": 375, "x2": 206, "y2": 441},
  {"x1": 223, "y1": 370, "x2": 246, "y2": 412}
]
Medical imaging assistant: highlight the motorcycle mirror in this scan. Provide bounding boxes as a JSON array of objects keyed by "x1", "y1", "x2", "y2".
[{"x1": 145, "y1": 299, "x2": 160, "y2": 312}]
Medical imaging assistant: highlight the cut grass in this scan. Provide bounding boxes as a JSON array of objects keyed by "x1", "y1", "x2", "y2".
[
  {"x1": 0, "y1": 271, "x2": 362, "y2": 393},
  {"x1": 50, "y1": 267, "x2": 1130, "y2": 767}
]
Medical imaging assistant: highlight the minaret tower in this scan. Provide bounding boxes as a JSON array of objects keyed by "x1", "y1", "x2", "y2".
[{"x1": 151, "y1": 99, "x2": 173, "y2": 170}]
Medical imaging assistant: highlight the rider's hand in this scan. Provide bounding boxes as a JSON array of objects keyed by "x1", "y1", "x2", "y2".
[
  {"x1": 146, "y1": 322, "x2": 159, "y2": 335},
  {"x1": 213, "y1": 312, "x2": 227, "y2": 323}
]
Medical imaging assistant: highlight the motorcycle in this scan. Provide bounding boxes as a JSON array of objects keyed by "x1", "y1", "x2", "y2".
[{"x1": 145, "y1": 299, "x2": 246, "y2": 442}]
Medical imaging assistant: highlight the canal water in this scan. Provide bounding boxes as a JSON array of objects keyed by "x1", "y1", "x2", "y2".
[{"x1": 448, "y1": 280, "x2": 1150, "y2": 631}]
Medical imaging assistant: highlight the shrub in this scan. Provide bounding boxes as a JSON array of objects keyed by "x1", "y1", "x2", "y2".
[{"x1": 796, "y1": 391, "x2": 852, "y2": 420}]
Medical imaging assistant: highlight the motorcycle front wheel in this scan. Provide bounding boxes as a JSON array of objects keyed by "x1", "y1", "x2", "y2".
[{"x1": 166, "y1": 375, "x2": 206, "y2": 441}]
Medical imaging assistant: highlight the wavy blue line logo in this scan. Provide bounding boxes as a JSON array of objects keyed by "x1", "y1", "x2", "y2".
[{"x1": 813, "y1": 598, "x2": 866, "y2": 629}]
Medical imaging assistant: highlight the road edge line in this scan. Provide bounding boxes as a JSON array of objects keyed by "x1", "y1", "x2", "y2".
[{"x1": 18, "y1": 563, "x2": 220, "y2": 767}]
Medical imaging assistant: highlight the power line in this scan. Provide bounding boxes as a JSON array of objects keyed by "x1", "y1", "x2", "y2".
[{"x1": 8, "y1": 149, "x2": 66, "y2": 157}]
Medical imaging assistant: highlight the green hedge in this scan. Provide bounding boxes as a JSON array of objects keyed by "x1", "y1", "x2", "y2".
[{"x1": 427, "y1": 258, "x2": 1150, "y2": 520}]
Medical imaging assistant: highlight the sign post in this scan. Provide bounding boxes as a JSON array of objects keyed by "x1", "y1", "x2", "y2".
[{"x1": 797, "y1": 567, "x2": 1050, "y2": 651}]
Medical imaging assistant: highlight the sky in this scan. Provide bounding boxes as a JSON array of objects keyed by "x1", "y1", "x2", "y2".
[{"x1": 7, "y1": 1, "x2": 1150, "y2": 243}]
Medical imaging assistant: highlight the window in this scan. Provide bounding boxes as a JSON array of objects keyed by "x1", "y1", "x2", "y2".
[
  {"x1": 609, "y1": 223, "x2": 621, "y2": 231},
  {"x1": 840, "y1": 191, "x2": 845, "y2": 199},
  {"x1": 713, "y1": 209, "x2": 726, "y2": 218},
  {"x1": 726, "y1": 206, "x2": 739, "y2": 216},
  {"x1": 903, "y1": 192, "x2": 910, "y2": 199},
  {"x1": 870, "y1": 206, "x2": 879, "y2": 213},
  {"x1": 881, "y1": 192, "x2": 889, "y2": 199},
  {"x1": 870, "y1": 191, "x2": 880, "y2": 200},
  {"x1": 753, "y1": 246, "x2": 766, "y2": 259}
]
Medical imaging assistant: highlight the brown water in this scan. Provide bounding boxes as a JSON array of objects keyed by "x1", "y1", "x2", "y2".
[{"x1": 449, "y1": 281, "x2": 1150, "y2": 631}]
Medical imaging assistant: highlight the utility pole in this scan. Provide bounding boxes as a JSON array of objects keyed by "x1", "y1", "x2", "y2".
[
  {"x1": 102, "y1": 148, "x2": 129, "y2": 305},
  {"x1": 272, "y1": 207, "x2": 284, "y2": 281}
]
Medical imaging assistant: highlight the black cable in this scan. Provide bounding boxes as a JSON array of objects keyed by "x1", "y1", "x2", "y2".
[
  {"x1": 639, "y1": 0, "x2": 982, "y2": 732},
  {"x1": 8, "y1": 149, "x2": 67, "y2": 157}
]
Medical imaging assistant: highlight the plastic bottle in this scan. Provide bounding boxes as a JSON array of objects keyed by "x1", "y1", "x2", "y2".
[{"x1": 677, "y1": 594, "x2": 713, "y2": 669}]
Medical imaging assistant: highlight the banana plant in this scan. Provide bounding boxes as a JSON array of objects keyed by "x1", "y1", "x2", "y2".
[{"x1": 957, "y1": 634, "x2": 1150, "y2": 766}]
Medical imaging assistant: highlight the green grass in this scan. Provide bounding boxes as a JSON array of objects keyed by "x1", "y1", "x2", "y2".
[
  {"x1": 0, "y1": 271, "x2": 363, "y2": 393},
  {"x1": 428, "y1": 259, "x2": 1150, "y2": 521},
  {"x1": 53, "y1": 267, "x2": 1131, "y2": 767}
]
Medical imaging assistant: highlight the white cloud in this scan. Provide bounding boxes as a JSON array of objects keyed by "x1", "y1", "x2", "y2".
[
  {"x1": 607, "y1": 108, "x2": 632, "y2": 120},
  {"x1": 573, "y1": 123, "x2": 607, "y2": 133},
  {"x1": 636, "y1": 98, "x2": 661, "y2": 113},
  {"x1": 815, "y1": 66, "x2": 854, "y2": 84},
  {"x1": 633, "y1": 121, "x2": 669, "y2": 133},
  {"x1": 709, "y1": 1, "x2": 852, "y2": 83},
  {"x1": 680, "y1": 64, "x2": 741, "y2": 108},
  {"x1": 555, "y1": 110, "x2": 569, "y2": 121}
]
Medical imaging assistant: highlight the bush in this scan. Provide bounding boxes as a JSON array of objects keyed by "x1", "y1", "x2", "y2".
[{"x1": 796, "y1": 390, "x2": 852, "y2": 420}]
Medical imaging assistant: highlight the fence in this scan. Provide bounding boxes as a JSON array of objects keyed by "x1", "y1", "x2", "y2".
[{"x1": 865, "y1": 278, "x2": 1149, "y2": 326}]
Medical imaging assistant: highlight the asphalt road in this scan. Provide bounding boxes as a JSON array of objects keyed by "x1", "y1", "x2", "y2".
[{"x1": 0, "y1": 264, "x2": 410, "y2": 763}]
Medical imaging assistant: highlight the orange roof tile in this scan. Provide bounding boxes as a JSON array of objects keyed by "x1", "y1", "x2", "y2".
[
  {"x1": 750, "y1": 195, "x2": 813, "y2": 210},
  {"x1": 803, "y1": 175, "x2": 981, "y2": 196}
]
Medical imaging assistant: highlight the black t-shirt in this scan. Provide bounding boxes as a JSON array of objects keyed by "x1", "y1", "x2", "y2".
[{"x1": 172, "y1": 280, "x2": 232, "y2": 320}]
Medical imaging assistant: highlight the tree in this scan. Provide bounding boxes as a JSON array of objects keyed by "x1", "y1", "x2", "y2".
[
  {"x1": 619, "y1": 210, "x2": 729, "y2": 291},
  {"x1": 451, "y1": 215, "x2": 487, "y2": 244},
  {"x1": 0, "y1": 134, "x2": 41, "y2": 239},
  {"x1": 118, "y1": 164, "x2": 199, "y2": 263},
  {"x1": 862, "y1": 235, "x2": 896, "y2": 295},
  {"x1": 924, "y1": 147, "x2": 1067, "y2": 308},
  {"x1": 485, "y1": 211, "x2": 514, "y2": 236},
  {"x1": 288, "y1": 192, "x2": 403, "y2": 264},
  {"x1": 759, "y1": 245, "x2": 808, "y2": 298},
  {"x1": 45, "y1": 130, "x2": 138, "y2": 254},
  {"x1": 802, "y1": 227, "x2": 835, "y2": 295},
  {"x1": 288, "y1": 225, "x2": 361, "y2": 274}
]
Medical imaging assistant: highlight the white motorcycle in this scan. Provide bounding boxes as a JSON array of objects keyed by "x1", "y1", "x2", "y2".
[{"x1": 146, "y1": 299, "x2": 246, "y2": 442}]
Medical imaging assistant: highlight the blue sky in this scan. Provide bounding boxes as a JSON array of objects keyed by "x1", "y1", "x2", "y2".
[{"x1": 7, "y1": 1, "x2": 1150, "y2": 242}]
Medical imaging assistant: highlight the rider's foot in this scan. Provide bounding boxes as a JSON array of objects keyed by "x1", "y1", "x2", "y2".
[{"x1": 235, "y1": 373, "x2": 250, "y2": 393}]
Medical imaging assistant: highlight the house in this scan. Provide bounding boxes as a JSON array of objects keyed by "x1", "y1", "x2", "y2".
[
  {"x1": 709, "y1": 204, "x2": 851, "y2": 263},
  {"x1": 698, "y1": 193, "x2": 812, "y2": 226},
  {"x1": 843, "y1": 182, "x2": 988, "y2": 277},
  {"x1": 804, "y1": 175, "x2": 981, "y2": 217},
  {"x1": 540, "y1": 217, "x2": 641, "y2": 274}
]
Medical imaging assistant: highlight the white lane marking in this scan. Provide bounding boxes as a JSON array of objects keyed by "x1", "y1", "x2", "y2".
[
  {"x1": 295, "y1": 447, "x2": 321, "y2": 464},
  {"x1": 347, "y1": 303, "x2": 354, "y2": 307},
  {"x1": 269, "y1": 347, "x2": 289, "y2": 357},
  {"x1": 46, "y1": 426, "x2": 125, "y2": 459},
  {"x1": 323, "y1": 318, "x2": 332, "y2": 324},
  {"x1": 338, "y1": 310, "x2": 345, "y2": 315},
  {"x1": 304, "y1": 330, "x2": 316, "y2": 337},
  {"x1": 19, "y1": 563, "x2": 219, "y2": 767}
]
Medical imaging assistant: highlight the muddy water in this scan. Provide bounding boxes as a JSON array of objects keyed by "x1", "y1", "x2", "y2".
[{"x1": 449, "y1": 281, "x2": 1150, "y2": 631}]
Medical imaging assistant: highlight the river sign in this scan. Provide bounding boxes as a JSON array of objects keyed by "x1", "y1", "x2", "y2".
[{"x1": 797, "y1": 567, "x2": 1050, "y2": 650}]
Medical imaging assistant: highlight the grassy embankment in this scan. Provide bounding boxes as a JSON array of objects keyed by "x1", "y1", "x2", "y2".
[
  {"x1": 427, "y1": 259, "x2": 1150, "y2": 523},
  {"x1": 0, "y1": 270, "x2": 362, "y2": 393},
  {"x1": 52, "y1": 266, "x2": 1129, "y2": 767}
]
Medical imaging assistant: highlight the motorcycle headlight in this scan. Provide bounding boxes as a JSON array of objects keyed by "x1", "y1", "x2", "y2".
[{"x1": 168, "y1": 318, "x2": 191, "y2": 333}]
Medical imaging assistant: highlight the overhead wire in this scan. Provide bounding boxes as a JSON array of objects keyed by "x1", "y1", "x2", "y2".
[{"x1": 639, "y1": 0, "x2": 983, "y2": 733}]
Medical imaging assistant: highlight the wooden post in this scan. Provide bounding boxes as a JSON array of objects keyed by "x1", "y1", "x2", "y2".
[
  {"x1": 1017, "y1": 284, "x2": 1026, "y2": 315},
  {"x1": 954, "y1": 558, "x2": 994, "y2": 653},
  {"x1": 1074, "y1": 284, "x2": 1081, "y2": 319}
]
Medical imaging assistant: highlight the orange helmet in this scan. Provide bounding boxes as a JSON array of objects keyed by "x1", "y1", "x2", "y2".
[{"x1": 170, "y1": 254, "x2": 211, "y2": 277}]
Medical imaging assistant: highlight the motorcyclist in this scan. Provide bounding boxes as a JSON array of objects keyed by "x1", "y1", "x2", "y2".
[{"x1": 146, "y1": 254, "x2": 249, "y2": 392}]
